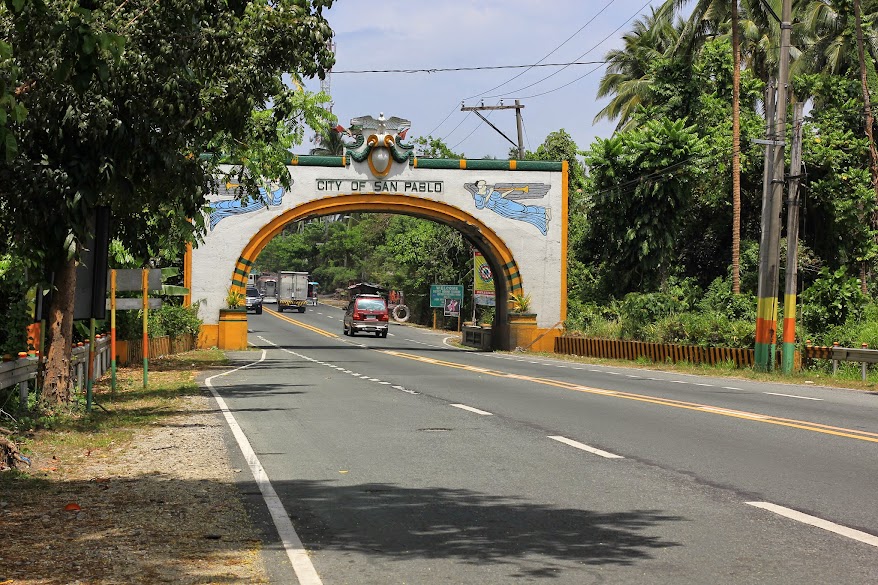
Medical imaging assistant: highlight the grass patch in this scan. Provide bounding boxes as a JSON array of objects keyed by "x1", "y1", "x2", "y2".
[{"x1": 1, "y1": 348, "x2": 229, "y2": 480}]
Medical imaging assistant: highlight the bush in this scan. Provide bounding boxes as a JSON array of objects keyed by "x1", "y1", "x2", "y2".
[
  {"x1": 697, "y1": 277, "x2": 756, "y2": 321},
  {"x1": 117, "y1": 303, "x2": 201, "y2": 340},
  {"x1": 0, "y1": 255, "x2": 32, "y2": 356},
  {"x1": 800, "y1": 267, "x2": 868, "y2": 334}
]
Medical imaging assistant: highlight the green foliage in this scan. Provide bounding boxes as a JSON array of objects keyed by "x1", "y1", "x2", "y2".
[
  {"x1": 583, "y1": 118, "x2": 709, "y2": 293},
  {"x1": 117, "y1": 303, "x2": 201, "y2": 341},
  {"x1": 509, "y1": 292, "x2": 532, "y2": 314},
  {"x1": 0, "y1": 254, "x2": 32, "y2": 355},
  {"x1": 148, "y1": 303, "x2": 202, "y2": 339},
  {"x1": 800, "y1": 267, "x2": 868, "y2": 333},
  {"x1": 697, "y1": 277, "x2": 756, "y2": 320},
  {"x1": 618, "y1": 278, "x2": 700, "y2": 339}
]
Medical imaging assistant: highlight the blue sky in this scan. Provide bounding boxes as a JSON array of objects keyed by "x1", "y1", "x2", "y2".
[{"x1": 299, "y1": 0, "x2": 666, "y2": 159}]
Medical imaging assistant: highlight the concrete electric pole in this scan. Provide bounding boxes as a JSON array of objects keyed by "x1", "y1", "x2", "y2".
[
  {"x1": 754, "y1": 0, "x2": 793, "y2": 371},
  {"x1": 460, "y1": 101, "x2": 526, "y2": 158}
]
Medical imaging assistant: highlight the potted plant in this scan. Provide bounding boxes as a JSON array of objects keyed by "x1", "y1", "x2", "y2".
[
  {"x1": 219, "y1": 287, "x2": 248, "y2": 350},
  {"x1": 509, "y1": 292, "x2": 533, "y2": 314},
  {"x1": 225, "y1": 288, "x2": 245, "y2": 310}
]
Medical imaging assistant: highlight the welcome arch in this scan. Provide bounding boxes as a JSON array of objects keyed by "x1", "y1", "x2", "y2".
[{"x1": 188, "y1": 114, "x2": 568, "y2": 352}]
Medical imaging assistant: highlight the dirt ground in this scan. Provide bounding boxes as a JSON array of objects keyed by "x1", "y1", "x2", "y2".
[{"x1": 1, "y1": 390, "x2": 270, "y2": 585}]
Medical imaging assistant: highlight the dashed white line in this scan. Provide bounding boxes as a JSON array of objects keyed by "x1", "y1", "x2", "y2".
[
  {"x1": 747, "y1": 502, "x2": 878, "y2": 548},
  {"x1": 548, "y1": 436, "x2": 624, "y2": 459},
  {"x1": 764, "y1": 392, "x2": 823, "y2": 401},
  {"x1": 450, "y1": 403, "x2": 493, "y2": 416},
  {"x1": 723, "y1": 386, "x2": 742, "y2": 390}
]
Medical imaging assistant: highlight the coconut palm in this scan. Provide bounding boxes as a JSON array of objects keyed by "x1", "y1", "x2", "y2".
[
  {"x1": 309, "y1": 126, "x2": 348, "y2": 156},
  {"x1": 594, "y1": 5, "x2": 679, "y2": 130}
]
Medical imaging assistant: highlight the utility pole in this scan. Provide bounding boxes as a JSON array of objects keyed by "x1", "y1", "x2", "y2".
[
  {"x1": 782, "y1": 102, "x2": 805, "y2": 374},
  {"x1": 755, "y1": 0, "x2": 792, "y2": 372},
  {"x1": 460, "y1": 101, "x2": 525, "y2": 158}
]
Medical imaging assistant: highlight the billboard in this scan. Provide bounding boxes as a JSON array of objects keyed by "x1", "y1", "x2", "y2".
[{"x1": 474, "y1": 251, "x2": 495, "y2": 306}]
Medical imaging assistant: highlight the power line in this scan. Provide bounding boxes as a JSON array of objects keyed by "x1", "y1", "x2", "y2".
[
  {"x1": 334, "y1": 60, "x2": 606, "y2": 75},
  {"x1": 481, "y1": 0, "x2": 654, "y2": 100},
  {"x1": 463, "y1": 0, "x2": 618, "y2": 100}
]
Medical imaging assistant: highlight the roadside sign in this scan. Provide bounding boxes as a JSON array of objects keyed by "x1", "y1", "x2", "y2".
[
  {"x1": 115, "y1": 269, "x2": 162, "y2": 292},
  {"x1": 444, "y1": 298, "x2": 461, "y2": 317},
  {"x1": 109, "y1": 298, "x2": 162, "y2": 310},
  {"x1": 430, "y1": 284, "x2": 463, "y2": 308}
]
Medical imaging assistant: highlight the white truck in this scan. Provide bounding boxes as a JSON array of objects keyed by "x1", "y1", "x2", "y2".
[{"x1": 277, "y1": 271, "x2": 309, "y2": 313}]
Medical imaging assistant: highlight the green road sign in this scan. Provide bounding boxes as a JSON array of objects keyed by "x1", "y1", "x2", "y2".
[{"x1": 430, "y1": 284, "x2": 463, "y2": 308}]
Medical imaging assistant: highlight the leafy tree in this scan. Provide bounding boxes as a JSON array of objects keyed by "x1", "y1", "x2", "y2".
[
  {"x1": 0, "y1": 0, "x2": 335, "y2": 405},
  {"x1": 582, "y1": 118, "x2": 709, "y2": 293}
]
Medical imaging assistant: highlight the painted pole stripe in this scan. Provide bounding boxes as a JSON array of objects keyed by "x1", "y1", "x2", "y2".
[
  {"x1": 450, "y1": 403, "x2": 493, "y2": 416},
  {"x1": 548, "y1": 435, "x2": 624, "y2": 459},
  {"x1": 746, "y1": 502, "x2": 878, "y2": 548},
  {"x1": 205, "y1": 352, "x2": 324, "y2": 585}
]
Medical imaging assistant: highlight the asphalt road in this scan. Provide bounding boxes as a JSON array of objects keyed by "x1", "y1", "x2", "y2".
[{"x1": 205, "y1": 302, "x2": 878, "y2": 584}]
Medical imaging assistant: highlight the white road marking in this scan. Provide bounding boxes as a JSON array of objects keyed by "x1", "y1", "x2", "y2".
[
  {"x1": 205, "y1": 351, "x2": 323, "y2": 585},
  {"x1": 575, "y1": 386, "x2": 618, "y2": 396},
  {"x1": 723, "y1": 386, "x2": 742, "y2": 390},
  {"x1": 450, "y1": 403, "x2": 494, "y2": 416},
  {"x1": 379, "y1": 381, "x2": 391, "y2": 385},
  {"x1": 700, "y1": 406, "x2": 768, "y2": 420},
  {"x1": 746, "y1": 502, "x2": 878, "y2": 548},
  {"x1": 764, "y1": 392, "x2": 823, "y2": 401},
  {"x1": 548, "y1": 436, "x2": 624, "y2": 459},
  {"x1": 694, "y1": 383, "x2": 713, "y2": 387}
]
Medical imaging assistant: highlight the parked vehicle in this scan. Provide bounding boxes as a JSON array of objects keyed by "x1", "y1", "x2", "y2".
[
  {"x1": 343, "y1": 294, "x2": 389, "y2": 337},
  {"x1": 277, "y1": 271, "x2": 309, "y2": 313},
  {"x1": 245, "y1": 286, "x2": 263, "y2": 314}
]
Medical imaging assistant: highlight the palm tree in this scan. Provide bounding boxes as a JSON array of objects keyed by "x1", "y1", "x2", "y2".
[
  {"x1": 309, "y1": 127, "x2": 348, "y2": 156},
  {"x1": 594, "y1": 6, "x2": 679, "y2": 130},
  {"x1": 662, "y1": 0, "x2": 747, "y2": 290},
  {"x1": 795, "y1": 0, "x2": 878, "y2": 290}
]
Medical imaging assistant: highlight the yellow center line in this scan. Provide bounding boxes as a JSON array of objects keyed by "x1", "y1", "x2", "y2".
[
  {"x1": 264, "y1": 307, "x2": 338, "y2": 338},
  {"x1": 379, "y1": 350, "x2": 878, "y2": 445}
]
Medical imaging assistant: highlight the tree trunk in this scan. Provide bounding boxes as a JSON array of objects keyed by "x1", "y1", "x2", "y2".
[
  {"x1": 854, "y1": 0, "x2": 877, "y2": 294},
  {"x1": 41, "y1": 255, "x2": 76, "y2": 405},
  {"x1": 731, "y1": 0, "x2": 742, "y2": 294}
]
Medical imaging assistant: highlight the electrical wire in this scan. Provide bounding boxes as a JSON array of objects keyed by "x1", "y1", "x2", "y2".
[
  {"x1": 481, "y1": 0, "x2": 654, "y2": 101},
  {"x1": 463, "y1": 0, "x2": 618, "y2": 100},
  {"x1": 334, "y1": 60, "x2": 606, "y2": 75},
  {"x1": 426, "y1": 103, "x2": 462, "y2": 137},
  {"x1": 450, "y1": 104, "x2": 498, "y2": 151}
]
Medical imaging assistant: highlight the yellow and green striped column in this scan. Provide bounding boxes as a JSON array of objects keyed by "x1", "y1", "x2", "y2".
[{"x1": 755, "y1": 295, "x2": 778, "y2": 371}]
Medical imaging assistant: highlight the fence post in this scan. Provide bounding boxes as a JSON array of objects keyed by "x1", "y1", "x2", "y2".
[
  {"x1": 832, "y1": 342, "x2": 839, "y2": 375},
  {"x1": 17, "y1": 352, "x2": 28, "y2": 411},
  {"x1": 862, "y1": 343, "x2": 869, "y2": 381}
]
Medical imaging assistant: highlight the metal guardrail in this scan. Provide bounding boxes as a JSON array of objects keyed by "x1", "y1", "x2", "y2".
[
  {"x1": 0, "y1": 337, "x2": 112, "y2": 408},
  {"x1": 803, "y1": 343, "x2": 878, "y2": 380}
]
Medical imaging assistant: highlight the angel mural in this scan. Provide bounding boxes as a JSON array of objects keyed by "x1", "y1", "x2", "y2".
[
  {"x1": 463, "y1": 180, "x2": 551, "y2": 236},
  {"x1": 208, "y1": 182, "x2": 286, "y2": 230}
]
